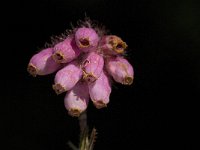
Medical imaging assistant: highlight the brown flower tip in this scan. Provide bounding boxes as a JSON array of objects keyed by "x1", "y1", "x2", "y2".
[
  {"x1": 68, "y1": 108, "x2": 82, "y2": 117},
  {"x1": 82, "y1": 71, "x2": 97, "y2": 83},
  {"x1": 52, "y1": 83, "x2": 66, "y2": 94},
  {"x1": 93, "y1": 100, "x2": 107, "y2": 109},
  {"x1": 52, "y1": 52, "x2": 65, "y2": 63},
  {"x1": 123, "y1": 76, "x2": 133, "y2": 85},
  {"x1": 27, "y1": 63, "x2": 37, "y2": 77},
  {"x1": 79, "y1": 38, "x2": 90, "y2": 48},
  {"x1": 109, "y1": 36, "x2": 127, "y2": 54}
]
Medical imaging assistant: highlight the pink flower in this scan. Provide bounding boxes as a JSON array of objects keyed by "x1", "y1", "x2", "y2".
[
  {"x1": 88, "y1": 71, "x2": 111, "y2": 109},
  {"x1": 64, "y1": 81, "x2": 89, "y2": 117},
  {"x1": 28, "y1": 19, "x2": 135, "y2": 116},
  {"x1": 52, "y1": 36, "x2": 81, "y2": 63},
  {"x1": 75, "y1": 27, "x2": 99, "y2": 52},
  {"x1": 106, "y1": 56, "x2": 134, "y2": 85},
  {"x1": 27, "y1": 48, "x2": 61, "y2": 77},
  {"x1": 99, "y1": 35, "x2": 127, "y2": 55},
  {"x1": 52, "y1": 61, "x2": 82, "y2": 94},
  {"x1": 81, "y1": 52, "x2": 104, "y2": 83}
]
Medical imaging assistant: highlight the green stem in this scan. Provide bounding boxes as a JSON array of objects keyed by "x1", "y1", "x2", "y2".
[{"x1": 68, "y1": 111, "x2": 97, "y2": 150}]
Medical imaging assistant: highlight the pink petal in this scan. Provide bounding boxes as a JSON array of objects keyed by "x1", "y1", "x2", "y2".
[
  {"x1": 27, "y1": 48, "x2": 61, "y2": 77},
  {"x1": 81, "y1": 52, "x2": 104, "y2": 83},
  {"x1": 52, "y1": 60, "x2": 82, "y2": 94},
  {"x1": 99, "y1": 35, "x2": 127, "y2": 55},
  {"x1": 88, "y1": 71, "x2": 111, "y2": 109},
  {"x1": 64, "y1": 81, "x2": 89, "y2": 117},
  {"x1": 106, "y1": 56, "x2": 134, "y2": 85},
  {"x1": 75, "y1": 27, "x2": 99, "y2": 52},
  {"x1": 52, "y1": 36, "x2": 81, "y2": 63}
]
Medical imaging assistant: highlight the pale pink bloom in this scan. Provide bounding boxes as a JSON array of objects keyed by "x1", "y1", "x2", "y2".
[
  {"x1": 64, "y1": 81, "x2": 89, "y2": 117},
  {"x1": 27, "y1": 20, "x2": 134, "y2": 115},
  {"x1": 88, "y1": 71, "x2": 111, "y2": 109},
  {"x1": 81, "y1": 52, "x2": 104, "y2": 83},
  {"x1": 99, "y1": 35, "x2": 127, "y2": 55},
  {"x1": 75, "y1": 27, "x2": 99, "y2": 52},
  {"x1": 27, "y1": 48, "x2": 61, "y2": 77},
  {"x1": 52, "y1": 61, "x2": 82, "y2": 94},
  {"x1": 52, "y1": 36, "x2": 81, "y2": 63},
  {"x1": 106, "y1": 56, "x2": 134, "y2": 85}
]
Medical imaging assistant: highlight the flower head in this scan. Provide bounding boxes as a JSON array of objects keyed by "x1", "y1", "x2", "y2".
[{"x1": 27, "y1": 18, "x2": 134, "y2": 117}]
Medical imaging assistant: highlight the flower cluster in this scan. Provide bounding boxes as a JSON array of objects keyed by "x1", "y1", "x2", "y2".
[{"x1": 27, "y1": 20, "x2": 134, "y2": 117}]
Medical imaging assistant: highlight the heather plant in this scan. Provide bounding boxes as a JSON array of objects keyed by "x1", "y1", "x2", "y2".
[{"x1": 27, "y1": 18, "x2": 134, "y2": 150}]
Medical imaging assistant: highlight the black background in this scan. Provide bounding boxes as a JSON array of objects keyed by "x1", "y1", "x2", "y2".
[{"x1": 4, "y1": 0, "x2": 199, "y2": 149}]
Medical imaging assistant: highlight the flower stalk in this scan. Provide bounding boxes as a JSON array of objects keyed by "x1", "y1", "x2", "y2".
[{"x1": 68, "y1": 111, "x2": 97, "y2": 150}]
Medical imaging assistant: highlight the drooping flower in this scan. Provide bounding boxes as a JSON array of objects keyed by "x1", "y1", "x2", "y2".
[
  {"x1": 27, "y1": 48, "x2": 61, "y2": 77},
  {"x1": 88, "y1": 71, "x2": 111, "y2": 109},
  {"x1": 75, "y1": 27, "x2": 99, "y2": 52},
  {"x1": 52, "y1": 36, "x2": 81, "y2": 63},
  {"x1": 64, "y1": 81, "x2": 89, "y2": 117},
  {"x1": 81, "y1": 52, "x2": 104, "y2": 83},
  {"x1": 52, "y1": 61, "x2": 82, "y2": 94},
  {"x1": 99, "y1": 35, "x2": 127, "y2": 55},
  {"x1": 105, "y1": 56, "x2": 134, "y2": 85}
]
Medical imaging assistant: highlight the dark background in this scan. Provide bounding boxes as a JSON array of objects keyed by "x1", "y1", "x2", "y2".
[{"x1": 3, "y1": 0, "x2": 199, "y2": 149}]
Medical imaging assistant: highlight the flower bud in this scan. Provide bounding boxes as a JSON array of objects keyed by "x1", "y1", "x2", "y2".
[
  {"x1": 88, "y1": 71, "x2": 111, "y2": 109},
  {"x1": 64, "y1": 81, "x2": 89, "y2": 117},
  {"x1": 52, "y1": 36, "x2": 81, "y2": 63},
  {"x1": 106, "y1": 56, "x2": 134, "y2": 85},
  {"x1": 99, "y1": 35, "x2": 127, "y2": 55},
  {"x1": 75, "y1": 27, "x2": 99, "y2": 52},
  {"x1": 81, "y1": 52, "x2": 104, "y2": 83},
  {"x1": 27, "y1": 48, "x2": 61, "y2": 77},
  {"x1": 52, "y1": 61, "x2": 82, "y2": 94}
]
